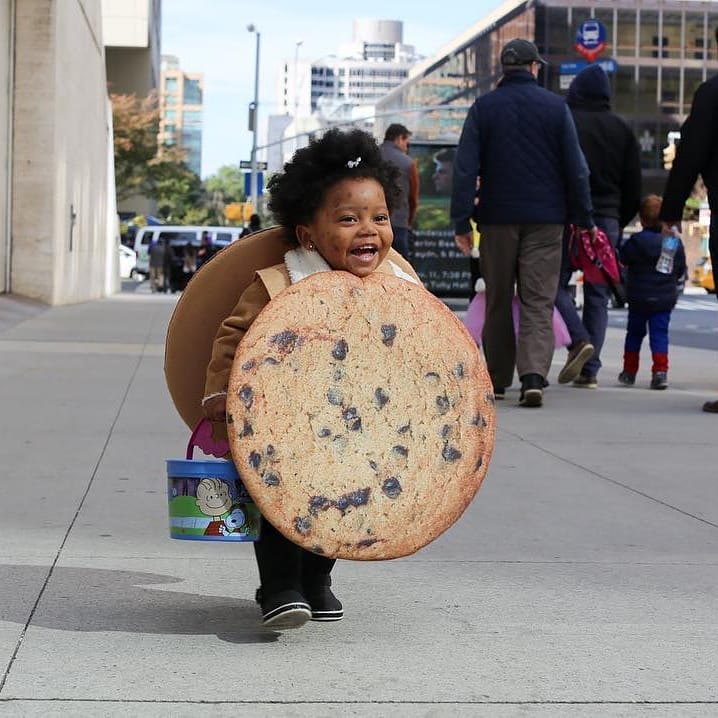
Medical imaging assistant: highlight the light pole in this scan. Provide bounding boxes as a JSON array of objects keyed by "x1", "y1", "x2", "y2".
[
  {"x1": 294, "y1": 39, "x2": 303, "y2": 118},
  {"x1": 247, "y1": 24, "x2": 260, "y2": 214}
]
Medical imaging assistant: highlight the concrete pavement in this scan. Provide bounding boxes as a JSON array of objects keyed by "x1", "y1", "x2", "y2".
[{"x1": 1, "y1": 285, "x2": 717, "y2": 717}]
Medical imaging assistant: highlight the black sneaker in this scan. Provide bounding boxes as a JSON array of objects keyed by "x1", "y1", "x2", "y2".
[
  {"x1": 650, "y1": 372, "x2": 668, "y2": 390},
  {"x1": 255, "y1": 588, "x2": 311, "y2": 629},
  {"x1": 519, "y1": 373, "x2": 543, "y2": 407},
  {"x1": 558, "y1": 341, "x2": 595, "y2": 384},
  {"x1": 618, "y1": 371, "x2": 636, "y2": 386},
  {"x1": 493, "y1": 387, "x2": 505, "y2": 401},
  {"x1": 304, "y1": 584, "x2": 344, "y2": 622}
]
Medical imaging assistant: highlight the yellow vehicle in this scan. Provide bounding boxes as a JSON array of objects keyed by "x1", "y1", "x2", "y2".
[{"x1": 692, "y1": 256, "x2": 715, "y2": 293}]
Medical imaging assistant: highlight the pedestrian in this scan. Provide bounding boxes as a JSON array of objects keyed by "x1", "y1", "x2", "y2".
[
  {"x1": 659, "y1": 26, "x2": 718, "y2": 411},
  {"x1": 618, "y1": 195, "x2": 686, "y2": 390},
  {"x1": 202, "y1": 128, "x2": 407, "y2": 629},
  {"x1": 554, "y1": 64, "x2": 642, "y2": 389},
  {"x1": 197, "y1": 230, "x2": 216, "y2": 268},
  {"x1": 148, "y1": 236, "x2": 169, "y2": 293},
  {"x1": 379, "y1": 123, "x2": 419, "y2": 260},
  {"x1": 240, "y1": 213, "x2": 262, "y2": 238},
  {"x1": 451, "y1": 38, "x2": 595, "y2": 407}
]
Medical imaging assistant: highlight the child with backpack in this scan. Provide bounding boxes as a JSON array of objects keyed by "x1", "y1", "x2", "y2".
[{"x1": 618, "y1": 195, "x2": 686, "y2": 390}]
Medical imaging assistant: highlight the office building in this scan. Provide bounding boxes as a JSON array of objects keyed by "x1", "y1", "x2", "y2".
[{"x1": 159, "y1": 54, "x2": 203, "y2": 176}]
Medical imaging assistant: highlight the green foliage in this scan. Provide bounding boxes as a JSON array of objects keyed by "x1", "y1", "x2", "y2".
[{"x1": 204, "y1": 165, "x2": 246, "y2": 204}]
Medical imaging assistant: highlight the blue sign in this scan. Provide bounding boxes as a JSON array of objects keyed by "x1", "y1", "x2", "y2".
[
  {"x1": 560, "y1": 58, "x2": 618, "y2": 75},
  {"x1": 574, "y1": 19, "x2": 608, "y2": 61},
  {"x1": 243, "y1": 171, "x2": 264, "y2": 197}
]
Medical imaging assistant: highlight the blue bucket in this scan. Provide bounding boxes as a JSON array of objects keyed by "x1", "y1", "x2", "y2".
[{"x1": 167, "y1": 421, "x2": 261, "y2": 542}]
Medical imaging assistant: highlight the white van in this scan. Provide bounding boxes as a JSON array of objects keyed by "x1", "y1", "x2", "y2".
[{"x1": 133, "y1": 225, "x2": 243, "y2": 276}]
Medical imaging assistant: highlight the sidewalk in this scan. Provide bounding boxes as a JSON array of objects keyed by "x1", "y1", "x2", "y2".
[{"x1": 1, "y1": 287, "x2": 717, "y2": 717}]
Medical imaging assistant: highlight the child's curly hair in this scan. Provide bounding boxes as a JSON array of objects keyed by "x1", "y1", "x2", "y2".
[{"x1": 267, "y1": 128, "x2": 402, "y2": 237}]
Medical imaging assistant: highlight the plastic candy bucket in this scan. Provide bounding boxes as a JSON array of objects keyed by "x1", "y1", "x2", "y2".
[{"x1": 167, "y1": 420, "x2": 261, "y2": 541}]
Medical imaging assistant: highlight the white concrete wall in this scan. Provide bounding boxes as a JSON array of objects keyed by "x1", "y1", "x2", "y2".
[
  {"x1": 0, "y1": 0, "x2": 11, "y2": 295},
  {"x1": 12, "y1": 0, "x2": 113, "y2": 304}
]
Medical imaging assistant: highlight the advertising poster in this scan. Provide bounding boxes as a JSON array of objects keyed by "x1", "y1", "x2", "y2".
[{"x1": 408, "y1": 142, "x2": 472, "y2": 297}]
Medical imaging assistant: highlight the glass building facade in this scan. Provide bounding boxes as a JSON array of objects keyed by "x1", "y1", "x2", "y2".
[{"x1": 376, "y1": 0, "x2": 718, "y2": 174}]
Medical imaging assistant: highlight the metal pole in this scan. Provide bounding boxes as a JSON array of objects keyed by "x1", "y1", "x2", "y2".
[{"x1": 249, "y1": 27, "x2": 260, "y2": 214}]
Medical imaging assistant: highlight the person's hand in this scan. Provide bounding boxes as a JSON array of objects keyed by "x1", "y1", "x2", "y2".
[
  {"x1": 661, "y1": 221, "x2": 681, "y2": 235},
  {"x1": 203, "y1": 395, "x2": 227, "y2": 422},
  {"x1": 454, "y1": 232, "x2": 473, "y2": 257}
]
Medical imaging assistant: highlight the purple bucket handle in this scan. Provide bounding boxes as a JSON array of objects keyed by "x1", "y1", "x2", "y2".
[{"x1": 186, "y1": 418, "x2": 230, "y2": 460}]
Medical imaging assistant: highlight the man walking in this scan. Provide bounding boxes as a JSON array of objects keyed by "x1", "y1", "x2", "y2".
[
  {"x1": 380, "y1": 123, "x2": 419, "y2": 260},
  {"x1": 451, "y1": 38, "x2": 594, "y2": 407},
  {"x1": 659, "y1": 27, "x2": 718, "y2": 413}
]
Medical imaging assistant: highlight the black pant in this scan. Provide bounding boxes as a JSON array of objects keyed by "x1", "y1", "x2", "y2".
[
  {"x1": 253, "y1": 517, "x2": 335, "y2": 595},
  {"x1": 709, "y1": 190, "x2": 718, "y2": 303}
]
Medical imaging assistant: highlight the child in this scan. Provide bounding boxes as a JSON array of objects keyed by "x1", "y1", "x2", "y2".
[
  {"x1": 202, "y1": 129, "x2": 408, "y2": 629},
  {"x1": 618, "y1": 195, "x2": 686, "y2": 390}
]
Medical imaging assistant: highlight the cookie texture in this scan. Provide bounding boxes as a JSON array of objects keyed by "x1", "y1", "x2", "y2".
[{"x1": 227, "y1": 271, "x2": 495, "y2": 560}]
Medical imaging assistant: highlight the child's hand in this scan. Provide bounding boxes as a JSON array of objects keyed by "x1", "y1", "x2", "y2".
[{"x1": 203, "y1": 395, "x2": 227, "y2": 422}]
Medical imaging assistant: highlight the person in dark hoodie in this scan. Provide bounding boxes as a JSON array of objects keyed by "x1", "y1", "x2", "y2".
[
  {"x1": 659, "y1": 27, "x2": 718, "y2": 412},
  {"x1": 618, "y1": 195, "x2": 686, "y2": 390},
  {"x1": 554, "y1": 64, "x2": 642, "y2": 389}
]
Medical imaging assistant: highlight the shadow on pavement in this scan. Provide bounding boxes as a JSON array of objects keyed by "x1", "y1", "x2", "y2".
[{"x1": 1, "y1": 564, "x2": 279, "y2": 644}]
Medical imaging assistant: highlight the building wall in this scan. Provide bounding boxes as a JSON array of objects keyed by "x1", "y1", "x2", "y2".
[
  {"x1": 12, "y1": 0, "x2": 115, "y2": 304},
  {"x1": 0, "y1": 0, "x2": 11, "y2": 295}
]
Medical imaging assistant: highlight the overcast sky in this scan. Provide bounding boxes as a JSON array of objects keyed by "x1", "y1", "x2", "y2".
[{"x1": 161, "y1": 0, "x2": 500, "y2": 177}]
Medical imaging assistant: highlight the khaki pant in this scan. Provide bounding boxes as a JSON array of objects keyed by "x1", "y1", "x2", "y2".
[
  {"x1": 149, "y1": 266, "x2": 164, "y2": 292},
  {"x1": 478, "y1": 224, "x2": 563, "y2": 387}
]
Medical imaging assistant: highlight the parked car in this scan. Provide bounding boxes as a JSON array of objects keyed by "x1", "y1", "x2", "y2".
[
  {"x1": 133, "y1": 225, "x2": 243, "y2": 276},
  {"x1": 692, "y1": 256, "x2": 715, "y2": 293},
  {"x1": 118, "y1": 244, "x2": 139, "y2": 279}
]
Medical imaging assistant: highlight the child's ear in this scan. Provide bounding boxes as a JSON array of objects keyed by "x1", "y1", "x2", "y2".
[{"x1": 295, "y1": 225, "x2": 312, "y2": 249}]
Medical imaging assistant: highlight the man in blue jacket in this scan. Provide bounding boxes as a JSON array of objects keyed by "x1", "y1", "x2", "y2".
[{"x1": 451, "y1": 38, "x2": 594, "y2": 408}]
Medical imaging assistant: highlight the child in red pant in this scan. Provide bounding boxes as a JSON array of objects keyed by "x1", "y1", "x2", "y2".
[{"x1": 618, "y1": 195, "x2": 686, "y2": 389}]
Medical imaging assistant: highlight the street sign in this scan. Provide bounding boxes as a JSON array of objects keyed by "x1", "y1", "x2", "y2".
[
  {"x1": 244, "y1": 171, "x2": 264, "y2": 197},
  {"x1": 240, "y1": 160, "x2": 268, "y2": 170},
  {"x1": 574, "y1": 19, "x2": 608, "y2": 62}
]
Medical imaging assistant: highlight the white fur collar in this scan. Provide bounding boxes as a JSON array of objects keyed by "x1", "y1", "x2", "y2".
[{"x1": 284, "y1": 247, "x2": 418, "y2": 285}]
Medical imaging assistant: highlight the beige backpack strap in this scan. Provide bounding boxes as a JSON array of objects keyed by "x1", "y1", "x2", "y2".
[{"x1": 257, "y1": 264, "x2": 291, "y2": 299}]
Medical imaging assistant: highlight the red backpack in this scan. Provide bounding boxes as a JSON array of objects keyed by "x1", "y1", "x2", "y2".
[{"x1": 569, "y1": 226, "x2": 622, "y2": 285}]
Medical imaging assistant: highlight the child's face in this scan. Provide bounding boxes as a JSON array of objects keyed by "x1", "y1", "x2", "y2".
[{"x1": 296, "y1": 178, "x2": 393, "y2": 277}]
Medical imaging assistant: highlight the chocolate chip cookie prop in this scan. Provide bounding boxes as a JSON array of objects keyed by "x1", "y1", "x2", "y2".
[
  {"x1": 227, "y1": 271, "x2": 495, "y2": 560},
  {"x1": 164, "y1": 226, "x2": 420, "y2": 433}
]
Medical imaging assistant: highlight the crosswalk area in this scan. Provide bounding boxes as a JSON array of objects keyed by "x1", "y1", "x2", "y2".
[{"x1": 675, "y1": 296, "x2": 718, "y2": 312}]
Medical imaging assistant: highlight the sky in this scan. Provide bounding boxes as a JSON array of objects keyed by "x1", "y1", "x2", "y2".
[{"x1": 161, "y1": 0, "x2": 501, "y2": 178}]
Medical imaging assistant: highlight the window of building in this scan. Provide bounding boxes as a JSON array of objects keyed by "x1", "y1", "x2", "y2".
[
  {"x1": 165, "y1": 95, "x2": 177, "y2": 106},
  {"x1": 661, "y1": 12, "x2": 683, "y2": 60},
  {"x1": 660, "y1": 67, "x2": 680, "y2": 114},
  {"x1": 638, "y1": 10, "x2": 659, "y2": 58},
  {"x1": 164, "y1": 110, "x2": 176, "y2": 121},
  {"x1": 687, "y1": 13, "x2": 707, "y2": 60},
  {"x1": 184, "y1": 78, "x2": 202, "y2": 105},
  {"x1": 615, "y1": 9, "x2": 637, "y2": 56},
  {"x1": 165, "y1": 77, "x2": 178, "y2": 92}
]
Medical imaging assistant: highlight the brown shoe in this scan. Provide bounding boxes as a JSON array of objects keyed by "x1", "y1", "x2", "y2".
[
  {"x1": 558, "y1": 341, "x2": 595, "y2": 384},
  {"x1": 702, "y1": 400, "x2": 718, "y2": 413}
]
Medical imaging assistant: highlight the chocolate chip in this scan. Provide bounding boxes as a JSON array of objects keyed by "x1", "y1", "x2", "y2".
[
  {"x1": 308, "y1": 495, "x2": 331, "y2": 516},
  {"x1": 327, "y1": 387, "x2": 343, "y2": 406},
  {"x1": 476, "y1": 456, "x2": 483, "y2": 470},
  {"x1": 436, "y1": 395, "x2": 450, "y2": 414},
  {"x1": 374, "y1": 387, "x2": 390, "y2": 409},
  {"x1": 349, "y1": 419, "x2": 362, "y2": 431},
  {"x1": 453, "y1": 363, "x2": 465, "y2": 379},
  {"x1": 270, "y1": 330, "x2": 299, "y2": 353},
  {"x1": 486, "y1": 392, "x2": 496, "y2": 405},
  {"x1": 357, "y1": 538, "x2": 378, "y2": 548},
  {"x1": 397, "y1": 423, "x2": 411, "y2": 434},
  {"x1": 263, "y1": 357, "x2": 279, "y2": 365},
  {"x1": 311, "y1": 545, "x2": 325, "y2": 554},
  {"x1": 238, "y1": 385, "x2": 254, "y2": 409},
  {"x1": 263, "y1": 472, "x2": 280, "y2": 486},
  {"x1": 425, "y1": 371, "x2": 440, "y2": 381},
  {"x1": 294, "y1": 516, "x2": 312, "y2": 535},
  {"x1": 441, "y1": 424, "x2": 452, "y2": 438},
  {"x1": 368, "y1": 460, "x2": 379, "y2": 471},
  {"x1": 318, "y1": 427, "x2": 331, "y2": 438},
  {"x1": 226, "y1": 413, "x2": 234, "y2": 425},
  {"x1": 470, "y1": 413, "x2": 483, "y2": 427},
  {"x1": 442, "y1": 444, "x2": 462, "y2": 462},
  {"x1": 381, "y1": 324, "x2": 397, "y2": 347},
  {"x1": 266, "y1": 444, "x2": 275, "y2": 456},
  {"x1": 332, "y1": 339, "x2": 349, "y2": 360},
  {"x1": 333, "y1": 487, "x2": 371, "y2": 514},
  {"x1": 392, "y1": 445, "x2": 408, "y2": 457},
  {"x1": 239, "y1": 419, "x2": 253, "y2": 437},
  {"x1": 343, "y1": 407, "x2": 362, "y2": 432},
  {"x1": 241, "y1": 359, "x2": 256, "y2": 371},
  {"x1": 248, "y1": 451, "x2": 262, "y2": 469},
  {"x1": 382, "y1": 477, "x2": 402, "y2": 499}
]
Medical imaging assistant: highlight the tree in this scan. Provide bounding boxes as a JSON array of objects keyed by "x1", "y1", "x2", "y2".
[
  {"x1": 111, "y1": 92, "x2": 159, "y2": 201},
  {"x1": 150, "y1": 146, "x2": 204, "y2": 223},
  {"x1": 204, "y1": 164, "x2": 246, "y2": 205}
]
